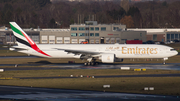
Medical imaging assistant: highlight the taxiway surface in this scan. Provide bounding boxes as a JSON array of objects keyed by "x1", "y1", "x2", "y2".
[
  {"x1": 1, "y1": 63, "x2": 180, "y2": 71},
  {"x1": 0, "y1": 86, "x2": 179, "y2": 101}
]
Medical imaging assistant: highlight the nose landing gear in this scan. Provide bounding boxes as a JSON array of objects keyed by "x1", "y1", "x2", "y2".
[{"x1": 163, "y1": 57, "x2": 168, "y2": 65}]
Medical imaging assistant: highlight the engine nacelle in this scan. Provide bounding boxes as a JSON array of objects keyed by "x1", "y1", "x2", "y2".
[{"x1": 101, "y1": 54, "x2": 115, "y2": 63}]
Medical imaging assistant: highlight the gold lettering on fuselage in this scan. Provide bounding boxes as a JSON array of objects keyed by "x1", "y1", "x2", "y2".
[
  {"x1": 105, "y1": 46, "x2": 158, "y2": 54},
  {"x1": 106, "y1": 47, "x2": 120, "y2": 50},
  {"x1": 154, "y1": 48, "x2": 157, "y2": 54},
  {"x1": 122, "y1": 47, "x2": 126, "y2": 54},
  {"x1": 127, "y1": 48, "x2": 135, "y2": 54},
  {"x1": 122, "y1": 47, "x2": 158, "y2": 54},
  {"x1": 150, "y1": 48, "x2": 154, "y2": 54}
]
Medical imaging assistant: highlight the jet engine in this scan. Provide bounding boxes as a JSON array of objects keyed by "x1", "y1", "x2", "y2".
[
  {"x1": 100, "y1": 54, "x2": 123, "y2": 63},
  {"x1": 101, "y1": 54, "x2": 115, "y2": 63}
]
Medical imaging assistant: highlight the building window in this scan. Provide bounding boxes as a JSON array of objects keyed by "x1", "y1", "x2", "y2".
[
  {"x1": 32, "y1": 35, "x2": 39, "y2": 43},
  {"x1": 175, "y1": 34, "x2": 178, "y2": 40},
  {"x1": 113, "y1": 27, "x2": 118, "y2": 30},
  {"x1": 90, "y1": 33, "x2": 94, "y2": 36},
  {"x1": 71, "y1": 33, "x2": 77, "y2": 36},
  {"x1": 121, "y1": 39, "x2": 127, "y2": 44},
  {"x1": 167, "y1": 34, "x2": 170, "y2": 41},
  {"x1": 64, "y1": 37, "x2": 70, "y2": 44},
  {"x1": 153, "y1": 34, "x2": 157, "y2": 41},
  {"x1": 71, "y1": 39, "x2": 78, "y2": 43},
  {"x1": 90, "y1": 39, "x2": 94, "y2": 43},
  {"x1": 111, "y1": 38, "x2": 115, "y2": 44},
  {"x1": 79, "y1": 33, "x2": 85, "y2": 36},
  {"x1": 95, "y1": 33, "x2": 99, "y2": 37},
  {"x1": 116, "y1": 38, "x2": 120, "y2": 43},
  {"x1": 171, "y1": 34, "x2": 174, "y2": 40},
  {"x1": 42, "y1": 40, "x2": 47, "y2": 43},
  {"x1": 56, "y1": 37, "x2": 63, "y2": 43},
  {"x1": 71, "y1": 27, "x2": 77, "y2": 31},
  {"x1": 42, "y1": 36, "x2": 48, "y2": 43},
  {"x1": 79, "y1": 39, "x2": 85, "y2": 43},
  {"x1": 49, "y1": 40, "x2": 55, "y2": 43},
  {"x1": 79, "y1": 27, "x2": 85, "y2": 31},
  {"x1": 95, "y1": 39, "x2": 99, "y2": 43},
  {"x1": 106, "y1": 38, "x2": 110, "y2": 44},
  {"x1": 95, "y1": 27, "x2": 99, "y2": 31},
  {"x1": 101, "y1": 27, "x2": 106, "y2": 31},
  {"x1": 49, "y1": 36, "x2": 55, "y2": 44},
  {"x1": 113, "y1": 27, "x2": 122, "y2": 31},
  {"x1": 6, "y1": 34, "x2": 15, "y2": 43},
  {"x1": 57, "y1": 40, "x2": 62, "y2": 43},
  {"x1": 90, "y1": 27, "x2": 94, "y2": 31}
]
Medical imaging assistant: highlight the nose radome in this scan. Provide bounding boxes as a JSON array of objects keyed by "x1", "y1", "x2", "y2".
[{"x1": 176, "y1": 51, "x2": 178, "y2": 55}]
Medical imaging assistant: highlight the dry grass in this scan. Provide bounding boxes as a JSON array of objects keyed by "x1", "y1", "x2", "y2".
[
  {"x1": 0, "y1": 77, "x2": 179, "y2": 96},
  {"x1": 0, "y1": 69, "x2": 180, "y2": 96},
  {"x1": 0, "y1": 50, "x2": 26, "y2": 56}
]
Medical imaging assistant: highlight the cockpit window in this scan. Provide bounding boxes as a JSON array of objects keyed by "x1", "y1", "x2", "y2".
[{"x1": 170, "y1": 49, "x2": 176, "y2": 51}]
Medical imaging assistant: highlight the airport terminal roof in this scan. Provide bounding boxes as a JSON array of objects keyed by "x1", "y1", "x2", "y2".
[{"x1": 127, "y1": 28, "x2": 180, "y2": 33}]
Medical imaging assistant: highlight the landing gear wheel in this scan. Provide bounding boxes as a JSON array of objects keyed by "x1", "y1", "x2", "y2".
[
  {"x1": 84, "y1": 59, "x2": 98, "y2": 66},
  {"x1": 91, "y1": 62, "x2": 95, "y2": 66},
  {"x1": 95, "y1": 62, "x2": 99, "y2": 65},
  {"x1": 84, "y1": 62, "x2": 88, "y2": 66},
  {"x1": 88, "y1": 62, "x2": 91, "y2": 66}
]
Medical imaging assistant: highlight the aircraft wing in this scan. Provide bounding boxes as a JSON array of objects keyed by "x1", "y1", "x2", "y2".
[{"x1": 54, "y1": 48, "x2": 101, "y2": 55}]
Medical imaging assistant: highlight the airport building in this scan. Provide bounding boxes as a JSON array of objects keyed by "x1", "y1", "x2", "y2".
[
  {"x1": 39, "y1": 21, "x2": 146, "y2": 44},
  {"x1": 0, "y1": 21, "x2": 147, "y2": 45},
  {"x1": 0, "y1": 28, "x2": 40, "y2": 44},
  {"x1": 128, "y1": 28, "x2": 180, "y2": 42}
]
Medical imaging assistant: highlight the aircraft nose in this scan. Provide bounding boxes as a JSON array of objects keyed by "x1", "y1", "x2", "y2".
[{"x1": 175, "y1": 50, "x2": 178, "y2": 55}]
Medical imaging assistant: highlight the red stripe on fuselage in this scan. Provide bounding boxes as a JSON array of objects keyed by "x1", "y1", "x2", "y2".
[{"x1": 21, "y1": 31, "x2": 51, "y2": 57}]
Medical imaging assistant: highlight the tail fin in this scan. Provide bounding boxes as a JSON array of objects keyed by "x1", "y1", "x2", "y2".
[
  {"x1": 9, "y1": 22, "x2": 35, "y2": 48},
  {"x1": 9, "y1": 22, "x2": 51, "y2": 57}
]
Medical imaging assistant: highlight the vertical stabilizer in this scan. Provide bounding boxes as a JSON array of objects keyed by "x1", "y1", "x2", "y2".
[
  {"x1": 9, "y1": 22, "x2": 51, "y2": 57},
  {"x1": 9, "y1": 22, "x2": 35, "y2": 48}
]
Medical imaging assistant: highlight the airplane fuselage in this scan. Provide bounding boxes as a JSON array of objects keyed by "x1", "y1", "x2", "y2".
[{"x1": 17, "y1": 44, "x2": 178, "y2": 59}]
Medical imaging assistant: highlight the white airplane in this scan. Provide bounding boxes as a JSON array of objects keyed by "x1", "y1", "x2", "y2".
[{"x1": 9, "y1": 22, "x2": 178, "y2": 65}]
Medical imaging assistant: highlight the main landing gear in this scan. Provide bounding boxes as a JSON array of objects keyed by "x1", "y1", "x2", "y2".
[
  {"x1": 84, "y1": 58, "x2": 99, "y2": 66},
  {"x1": 84, "y1": 62, "x2": 99, "y2": 66}
]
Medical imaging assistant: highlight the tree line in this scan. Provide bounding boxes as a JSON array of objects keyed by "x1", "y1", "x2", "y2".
[{"x1": 0, "y1": 0, "x2": 180, "y2": 28}]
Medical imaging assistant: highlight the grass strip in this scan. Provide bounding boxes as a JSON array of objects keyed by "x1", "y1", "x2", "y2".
[
  {"x1": 0, "y1": 69, "x2": 180, "y2": 96},
  {"x1": 0, "y1": 77, "x2": 179, "y2": 96}
]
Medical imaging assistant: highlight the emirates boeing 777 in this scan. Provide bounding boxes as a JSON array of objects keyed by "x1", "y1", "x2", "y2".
[{"x1": 9, "y1": 22, "x2": 178, "y2": 65}]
